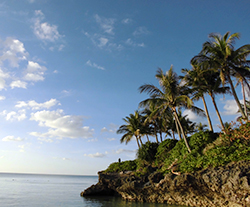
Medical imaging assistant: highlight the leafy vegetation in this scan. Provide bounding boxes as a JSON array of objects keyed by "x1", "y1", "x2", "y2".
[
  {"x1": 106, "y1": 31, "x2": 250, "y2": 176},
  {"x1": 104, "y1": 160, "x2": 137, "y2": 173}
]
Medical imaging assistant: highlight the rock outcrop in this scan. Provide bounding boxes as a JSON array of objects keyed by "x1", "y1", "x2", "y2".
[{"x1": 81, "y1": 160, "x2": 250, "y2": 207}]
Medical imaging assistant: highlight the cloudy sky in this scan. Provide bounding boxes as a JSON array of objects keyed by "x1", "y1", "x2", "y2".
[{"x1": 0, "y1": 0, "x2": 249, "y2": 175}]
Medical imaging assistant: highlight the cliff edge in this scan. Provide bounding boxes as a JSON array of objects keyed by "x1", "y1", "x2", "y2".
[{"x1": 81, "y1": 160, "x2": 250, "y2": 207}]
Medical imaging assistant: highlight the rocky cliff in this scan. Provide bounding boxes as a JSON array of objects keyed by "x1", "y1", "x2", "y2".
[{"x1": 81, "y1": 160, "x2": 250, "y2": 207}]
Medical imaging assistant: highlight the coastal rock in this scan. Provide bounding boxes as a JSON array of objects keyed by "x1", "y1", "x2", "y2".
[{"x1": 81, "y1": 160, "x2": 250, "y2": 207}]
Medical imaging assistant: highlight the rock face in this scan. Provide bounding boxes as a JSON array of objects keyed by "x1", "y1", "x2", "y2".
[{"x1": 81, "y1": 160, "x2": 250, "y2": 207}]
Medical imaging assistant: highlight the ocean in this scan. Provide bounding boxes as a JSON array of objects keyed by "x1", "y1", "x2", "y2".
[{"x1": 0, "y1": 173, "x2": 184, "y2": 207}]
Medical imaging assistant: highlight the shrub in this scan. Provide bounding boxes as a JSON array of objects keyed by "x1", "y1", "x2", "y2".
[
  {"x1": 136, "y1": 141, "x2": 159, "y2": 163},
  {"x1": 104, "y1": 160, "x2": 137, "y2": 173},
  {"x1": 155, "y1": 139, "x2": 178, "y2": 165}
]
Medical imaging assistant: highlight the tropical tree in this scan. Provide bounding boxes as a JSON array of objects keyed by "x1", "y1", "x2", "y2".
[
  {"x1": 139, "y1": 66, "x2": 204, "y2": 153},
  {"x1": 181, "y1": 65, "x2": 214, "y2": 132},
  {"x1": 192, "y1": 32, "x2": 250, "y2": 119},
  {"x1": 117, "y1": 110, "x2": 146, "y2": 148}
]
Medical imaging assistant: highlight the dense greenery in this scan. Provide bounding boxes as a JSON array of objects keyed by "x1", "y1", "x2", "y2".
[
  {"x1": 106, "y1": 32, "x2": 250, "y2": 176},
  {"x1": 105, "y1": 122, "x2": 250, "y2": 175},
  {"x1": 104, "y1": 160, "x2": 137, "y2": 173}
]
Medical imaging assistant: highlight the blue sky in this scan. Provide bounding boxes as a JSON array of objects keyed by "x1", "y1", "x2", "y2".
[{"x1": 0, "y1": 0, "x2": 249, "y2": 175}]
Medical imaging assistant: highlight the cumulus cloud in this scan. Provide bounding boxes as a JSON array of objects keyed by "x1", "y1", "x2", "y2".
[
  {"x1": 86, "y1": 60, "x2": 105, "y2": 70},
  {"x1": 221, "y1": 99, "x2": 240, "y2": 115},
  {"x1": 94, "y1": 14, "x2": 115, "y2": 35},
  {"x1": 1, "y1": 109, "x2": 26, "y2": 121},
  {"x1": 0, "y1": 96, "x2": 5, "y2": 100},
  {"x1": 30, "y1": 109, "x2": 94, "y2": 139},
  {"x1": 101, "y1": 123, "x2": 118, "y2": 133},
  {"x1": 84, "y1": 152, "x2": 106, "y2": 158},
  {"x1": 15, "y1": 98, "x2": 59, "y2": 110},
  {"x1": 0, "y1": 37, "x2": 28, "y2": 68},
  {"x1": 2, "y1": 136, "x2": 23, "y2": 142},
  {"x1": 32, "y1": 10, "x2": 61, "y2": 42},
  {"x1": 23, "y1": 61, "x2": 47, "y2": 82},
  {"x1": 38, "y1": 137, "x2": 53, "y2": 143},
  {"x1": 10, "y1": 80, "x2": 27, "y2": 89},
  {"x1": 183, "y1": 109, "x2": 205, "y2": 124}
]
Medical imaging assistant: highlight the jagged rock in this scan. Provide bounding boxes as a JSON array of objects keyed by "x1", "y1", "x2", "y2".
[{"x1": 81, "y1": 160, "x2": 250, "y2": 207}]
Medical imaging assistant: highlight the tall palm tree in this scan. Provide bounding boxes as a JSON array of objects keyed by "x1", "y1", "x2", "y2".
[
  {"x1": 181, "y1": 66, "x2": 214, "y2": 132},
  {"x1": 192, "y1": 32, "x2": 250, "y2": 119},
  {"x1": 139, "y1": 66, "x2": 204, "y2": 153},
  {"x1": 117, "y1": 110, "x2": 145, "y2": 148}
]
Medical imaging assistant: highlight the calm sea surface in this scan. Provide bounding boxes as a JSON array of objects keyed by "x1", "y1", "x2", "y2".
[{"x1": 0, "y1": 173, "x2": 185, "y2": 207}]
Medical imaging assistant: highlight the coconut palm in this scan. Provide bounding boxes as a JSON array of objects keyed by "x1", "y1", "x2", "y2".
[
  {"x1": 139, "y1": 66, "x2": 204, "y2": 153},
  {"x1": 181, "y1": 66, "x2": 214, "y2": 132},
  {"x1": 192, "y1": 32, "x2": 250, "y2": 119},
  {"x1": 117, "y1": 110, "x2": 145, "y2": 148}
]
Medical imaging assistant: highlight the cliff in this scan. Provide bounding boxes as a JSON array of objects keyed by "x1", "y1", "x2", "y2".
[{"x1": 81, "y1": 160, "x2": 250, "y2": 207}]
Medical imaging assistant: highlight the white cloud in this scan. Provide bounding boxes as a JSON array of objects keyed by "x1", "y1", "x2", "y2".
[
  {"x1": 183, "y1": 109, "x2": 205, "y2": 124},
  {"x1": 0, "y1": 96, "x2": 5, "y2": 100},
  {"x1": 15, "y1": 98, "x2": 59, "y2": 110},
  {"x1": 101, "y1": 123, "x2": 118, "y2": 133},
  {"x1": 2, "y1": 109, "x2": 26, "y2": 121},
  {"x1": 33, "y1": 10, "x2": 61, "y2": 42},
  {"x1": 87, "y1": 138, "x2": 98, "y2": 142},
  {"x1": 125, "y1": 38, "x2": 145, "y2": 47},
  {"x1": 86, "y1": 60, "x2": 105, "y2": 70},
  {"x1": 2, "y1": 136, "x2": 23, "y2": 142},
  {"x1": 107, "y1": 138, "x2": 116, "y2": 141},
  {"x1": 0, "y1": 37, "x2": 28, "y2": 68},
  {"x1": 38, "y1": 137, "x2": 53, "y2": 143},
  {"x1": 23, "y1": 61, "x2": 46, "y2": 82},
  {"x1": 113, "y1": 149, "x2": 136, "y2": 154},
  {"x1": 122, "y1": 18, "x2": 132, "y2": 24},
  {"x1": 221, "y1": 99, "x2": 240, "y2": 115},
  {"x1": 84, "y1": 152, "x2": 106, "y2": 158},
  {"x1": 94, "y1": 14, "x2": 115, "y2": 35},
  {"x1": 98, "y1": 37, "x2": 109, "y2": 48},
  {"x1": 133, "y1": 26, "x2": 149, "y2": 36},
  {"x1": 30, "y1": 109, "x2": 94, "y2": 139},
  {"x1": 10, "y1": 80, "x2": 27, "y2": 89}
]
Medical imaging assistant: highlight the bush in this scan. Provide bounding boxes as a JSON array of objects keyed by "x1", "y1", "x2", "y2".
[
  {"x1": 136, "y1": 141, "x2": 159, "y2": 163},
  {"x1": 104, "y1": 160, "x2": 137, "y2": 173},
  {"x1": 155, "y1": 139, "x2": 178, "y2": 165}
]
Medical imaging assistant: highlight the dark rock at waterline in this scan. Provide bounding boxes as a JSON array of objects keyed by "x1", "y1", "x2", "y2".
[{"x1": 81, "y1": 160, "x2": 250, "y2": 207}]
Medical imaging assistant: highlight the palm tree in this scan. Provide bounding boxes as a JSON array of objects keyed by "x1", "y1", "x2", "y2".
[
  {"x1": 192, "y1": 32, "x2": 250, "y2": 119},
  {"x1": 117, "y1": 110, "x2": 145, "y2": 148},
  {"x1": 139, "y1": 66, "x2": 204, "y2": 153},
  {"x1": 181, "y1": 66, "x2": 214, "y2": 132}
]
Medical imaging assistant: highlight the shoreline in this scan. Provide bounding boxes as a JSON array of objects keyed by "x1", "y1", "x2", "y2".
[{"x1": 81, "y1": 160, "x2": 250, "y2": 207}]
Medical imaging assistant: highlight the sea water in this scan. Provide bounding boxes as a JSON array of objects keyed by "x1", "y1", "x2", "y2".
[{"x1": 0, "y1": 173, "x2": 184, "y2": 207}]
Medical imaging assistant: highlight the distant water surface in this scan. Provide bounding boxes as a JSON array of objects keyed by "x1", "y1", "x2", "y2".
[{"x1": 0, "y1": 173, "x2": 185, "y2": 207}]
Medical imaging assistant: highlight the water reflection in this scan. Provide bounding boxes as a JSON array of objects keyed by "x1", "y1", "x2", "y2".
[{"x1": 82, "y1": 196, "x2": 185, "y2": 207}]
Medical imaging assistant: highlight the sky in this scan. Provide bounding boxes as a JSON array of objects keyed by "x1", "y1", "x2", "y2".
[{"x1": 0, "y1": 0, "x2": 249, "y2": 175}]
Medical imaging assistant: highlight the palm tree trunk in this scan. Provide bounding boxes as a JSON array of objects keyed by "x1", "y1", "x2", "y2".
[
  {"x1": 227, "y1": 75, "x2": 247, "y2": 119},
  {"x1": 146, "y1": 135, "x2": 150, "y2": 142},
  {"x1": 209, "y1": 93, "x2": 226, "y2": 132},
  {"x1": 172, "y1": 130, "x2": 176, "y2": 140},
  {"x1": 154, "y1": 127, "x2": 159, "y2": 143},
  {"x1": 139, "y1": 136, "x2": 143, "y2": 146},
  {"x1": 174, "y1": 115, "x2": 182, "y2": 139},
  {"x1": 241, "y1": 81, "x2": 248, "y2": 121},
  {"x1": 201, "y1": 95, "x2": 213, "y2": 132},
  {"x1": 173, "y1": 109, "x2": 191, "y2": 153},
  {"x1": 135, "y1": 136, "x2": 141, "y2": 148},
  {"x1": 159, "y1": 132, "x2": 163, "y2": 142}
]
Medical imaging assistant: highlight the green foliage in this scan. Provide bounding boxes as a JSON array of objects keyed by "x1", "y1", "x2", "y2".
[
  {"x1": 161, "y1": 131, "x2": 218, "y2": 174},
  {"x1": 136, "y1": 141, "x2": 159, "y2": 163},
  {"x1": 155, "y1": 139, "x2": 178, "y2": 164},
  {"x1": 104, "y1": 160, "x2": 137, "y2": 173}
]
